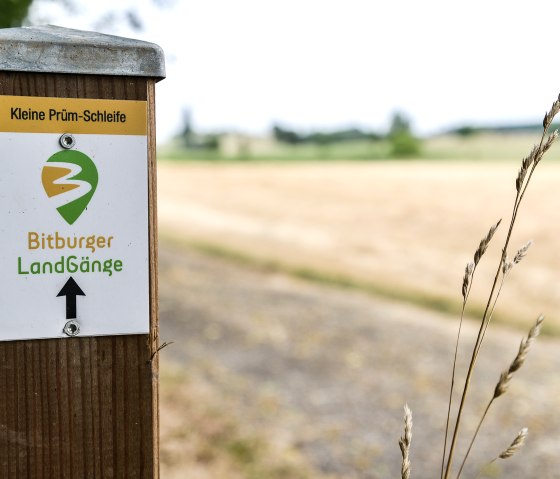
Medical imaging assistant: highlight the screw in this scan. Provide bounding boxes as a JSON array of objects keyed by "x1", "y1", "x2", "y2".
[
  {"x1": 63, "y1": 320, "x2": 80, "y2": 337},
  {"x1": 59, "y1": 133, "x2": 76, "y2": 149}
]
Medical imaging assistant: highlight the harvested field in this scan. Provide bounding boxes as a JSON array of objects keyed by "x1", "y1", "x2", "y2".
[
  {"x1": 157, "y1": 159, "x2": 560, "y2": 477},
  {"x1": 158, "y1": 159, "x2": 560, "y2": 332}
]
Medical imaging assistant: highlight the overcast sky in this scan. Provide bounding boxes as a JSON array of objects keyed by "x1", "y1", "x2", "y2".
[{"x1": 29, "y1": 0, "x2": 560, "y2": 142}]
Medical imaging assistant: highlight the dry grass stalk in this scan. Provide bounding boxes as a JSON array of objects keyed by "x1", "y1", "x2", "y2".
[
  {"x1": 542, "y1": 95, "x2": 560, "y2": 129},
  {"x1": 516, "y1": 145, "x2": 539, "y2": 192},
  {"x1": 439, "y1": 95, "x2": 559, "y2": 479},
  {"x1": 441, "y1": 218, "x2": 505, "y2": 479},
  {"x1": 498, "y1": 428, "x2": 528, "y2": 460},
  {"x1": 442, "y1": 259, "x2": 476, "y2": 478},
  {"x1": 502, "y1": 258, "x2": 514, "y2": 275},
  {"x1": 399, "y1": 404, "x2": 412, "y2": 479},
  {"x1": 543, "y1": 129, "x2": 559, "y2": 154},
  {"x1": 473, "y1": 219, "x2": 502, "y2": 266},
  {"x1": 494, "y1": 315, "x2": 543, "y2": 398},
  {"x1": 461, "y1": 262, "x2": 475, "y2": 301},
  {"x1": 474, "y1": 429, "x2": 529, "y2": 479},
  {"x1": 503, "y1": 241, "x2": 532, "y2": 274},
  {"x1": 442, "y1": 218, "x2": 502, "y2": 479},
  {"x1": 456, "y1": 316, "x2": 543, "y2": 477},
  {"x1": 513, "y1": 240, "x2": 532, "y2": 265}
]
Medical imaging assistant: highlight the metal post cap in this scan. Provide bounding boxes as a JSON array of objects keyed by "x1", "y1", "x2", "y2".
[{"x1": 0, "y1": 25, "x2": 165, "y2": 80}]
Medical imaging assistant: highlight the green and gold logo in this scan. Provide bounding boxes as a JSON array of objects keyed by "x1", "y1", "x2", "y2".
[{"x1": 41, "y1": 150, "x2": 98, "y2": 225}]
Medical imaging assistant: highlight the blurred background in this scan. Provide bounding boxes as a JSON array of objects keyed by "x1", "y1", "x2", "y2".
[{"x1": 5, "y1": 1, "x2": 560, "y2": 478}]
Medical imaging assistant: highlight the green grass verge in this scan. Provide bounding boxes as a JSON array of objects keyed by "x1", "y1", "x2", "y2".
[
  {"x1": 160, "y1": 231, "x2": 560, "y2": 336},
  {"x1": 158, "y1": 132, "x2": 548, "y2": 163},
  {"x1": 160, "y1": 232, "x2": 559, "y2": 336},
  {"x1": 158, "y1": 139, "x2": 394, "y2": 162}
]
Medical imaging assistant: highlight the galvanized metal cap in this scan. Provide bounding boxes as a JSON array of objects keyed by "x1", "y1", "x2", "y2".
[{"x1": 0, "y1": 25, "x2": 165, "y2": 80}]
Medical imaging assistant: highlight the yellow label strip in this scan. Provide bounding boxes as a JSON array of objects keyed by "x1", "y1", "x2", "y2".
[{"x1": 0, "y1": 95, "x2": 147, "y2": 135}]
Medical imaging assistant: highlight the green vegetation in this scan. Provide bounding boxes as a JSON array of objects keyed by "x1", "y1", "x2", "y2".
[
  {"x1": 163, "y1": 109, "x2": 557, "y2": 163},
  {"x1": 170, "y1": 110, "x2": 422, "y2": 162},
  {"x1": 160, "y1": 233, "x2": 560, "y2": 336},
  {"x1": 0, "y1": 0, "x2": 33, "y2": 28},
  {"x1": 159, "y1": 131, "x2": 545, "y2": 163},
  {"x1": 424, "y1": 132, "x2": 549, "y2": 161},
  {"x1": 159, "y1": 138, "x2": 394, "y2": 162},
  {"x1": 271, "y1": 124, "x2": 381, "y2": 144},
  {"x1": 387, "y1": 112, "x2": 421, "y2": 158},
  {"x1": 1, "y1": 0, "x2": 167, "y2": 32}
]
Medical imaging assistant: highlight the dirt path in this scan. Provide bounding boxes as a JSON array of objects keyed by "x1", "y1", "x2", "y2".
[{"x1": 159, "y1": 241, "x2": 560, "y2": 479}]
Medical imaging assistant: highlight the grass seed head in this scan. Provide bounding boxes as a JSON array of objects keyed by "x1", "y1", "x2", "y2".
[
  {"x1": 493, "y1": 315, "x2": 544, "y2": 399},
  {"x1": 502, "y1": 257, "x2": 514, "y2": 275},
  {"x1": 516, "y1": 145, "x2": 540, "y2": 192},
  {"x1": 543, "y1": 129, "x2": 559, "y2": 154},
  {"x1": 543, "y1": 95, "x2": 560, "y2": 130},
  {"x1": 399, "y1": 404, "x2": 412, "y2": 479},
  {"x1": 499, "y1": 428, "x2": 528, "y2": 460},
  {"x1": 513, "y1": 241, "x2": 533, "y2": 265},
  {"x1": 474, "y1": 219, "x2": 502, "y2": 266},
  {"x1": 462, "y1": 262, "x2": 475, "y2": 300}
]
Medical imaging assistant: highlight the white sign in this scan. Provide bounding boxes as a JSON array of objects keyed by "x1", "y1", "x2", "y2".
[{"x1": 0, "y1": 95, "x2": 149, "y2": 340}]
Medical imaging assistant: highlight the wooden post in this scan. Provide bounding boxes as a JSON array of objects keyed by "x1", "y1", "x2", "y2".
[{"x1": 0, "y1": 26, "x2": 164, "y2": 478}]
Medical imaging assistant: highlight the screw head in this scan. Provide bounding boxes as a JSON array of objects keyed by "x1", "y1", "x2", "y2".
[
  {"x1": 63, "y1": 320, "x2": 80, "y2": 337},
  {"x1": 59, "y1": 133, "x2": 76, "y2": 149}
]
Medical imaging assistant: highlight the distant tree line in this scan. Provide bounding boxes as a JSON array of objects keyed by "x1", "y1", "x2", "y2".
[
  {"x1": 178, "y1": 109, "x2": 220, "y2": 150},
  {"x1": 176, "y1": 109, "x2": 422, "y2": 158},
  {"x1": 272, "y1": 112, "x2": 421, "y2": 157},
  {"x1": 448, "y1": 122, "x2": 560, "y2": 137},
  {"x1": 386, "y1": 112, "x2": 421, "y2": 157},
  {"x1": 271, "y1": 125, "x2": 382, "y2": 145}
]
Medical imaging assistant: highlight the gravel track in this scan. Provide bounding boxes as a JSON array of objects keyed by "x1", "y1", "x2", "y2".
[{"x1": 159, "y1": 241, "x2": 560, "y2": 479}]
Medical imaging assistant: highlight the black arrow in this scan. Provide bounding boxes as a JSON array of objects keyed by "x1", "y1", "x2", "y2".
[{"x1": 57, "y1": 276, "x2": 86, "y2": 319}]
